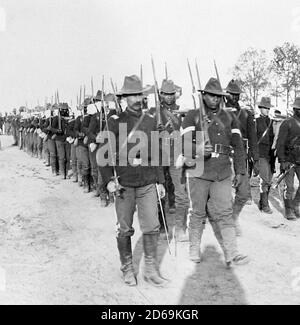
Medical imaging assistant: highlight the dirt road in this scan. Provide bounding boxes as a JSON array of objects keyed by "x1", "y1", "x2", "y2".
[{"x1": 0, "y1": 135, "x2": 300, "y2": 305}]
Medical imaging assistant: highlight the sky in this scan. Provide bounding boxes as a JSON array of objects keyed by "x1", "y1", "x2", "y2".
[{"x1": 0, "y1": 0, "x2": 300, "y2": 113}]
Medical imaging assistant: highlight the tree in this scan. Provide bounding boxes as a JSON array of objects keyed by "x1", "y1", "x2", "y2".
[
  {"x1": 271, "y1": 42, "x2": 300, "y2": 110},
  {"x1": 232, "y1": 48, "x2": 270, "y2": 109}
]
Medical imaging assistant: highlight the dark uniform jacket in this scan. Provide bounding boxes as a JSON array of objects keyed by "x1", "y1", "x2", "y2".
[
  {"x1": 256, "y1": 115, "x2": 274, "y2": 160},
  {"x1": 276, "y1": 114, "x2": 300, "y2": 164},
  {"x1": 230, "y1": 105, "x2": 259, "y2": 162},
  {"x1": 181, "y1": 106, "x2": 246, "y2": 181},
  {"x1": 48, "y1": 115, "x2": 68, "y2": 142},
  {"x1": 65, "y1": 118, "x2": 76, "y2": 139},
  {"x1": 74, "y1": 115, "x2": 91, "y2": 147},
  {"x1": 100, "y1": 108, "x2": 165, "y2": 188}
]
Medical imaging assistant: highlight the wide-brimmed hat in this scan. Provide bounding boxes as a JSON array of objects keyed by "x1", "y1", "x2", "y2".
[
  {"x1": 160, "y1": 79, "x2": 176, "y2": 94},
  {"x1": 258, "y1": 97, "x2": 273, "y2": 109},
  {"x1": 200, "y1": 78, "x2": 227, "y2": 96},
  {"x1": 226, "y1": 79, "x2": 242, "y2": 94},
  {"x1": 117, "y1": 75, "x2": 151, "y2": 96},
  {"x1": 94, "y1": 90, "x2": 103, "y2": 101},
  {"x1": 291, "y1": 97, "x2": 300, "y2": 109}
]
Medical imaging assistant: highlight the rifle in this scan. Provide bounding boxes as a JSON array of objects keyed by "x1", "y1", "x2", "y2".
[
  {"x1": 187, "y1": 59, "x2": 211, "y2": 147},
  {"x1": 165, "y1": 62, "x2": 168, "y2": 79},
  {"x1": 102, "y1": 76, "x2": 124, "y2": 198},
  {"x1": 110, "y1": 79, "x2": 122, "y2": 115},
  {"x1": 272, "y1": 164, "x2": 296, "y2": 189},
  {"x1": 151, "y1": 55, "x2": 163, "y2": 130},
  {"x1": 213, "y1": 59, "x2": 225, "y2": 109}
]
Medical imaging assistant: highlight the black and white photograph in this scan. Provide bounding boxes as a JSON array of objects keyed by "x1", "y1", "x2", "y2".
[{"x1": 0, "y1": 0, "x2": 300, "y2": 308}]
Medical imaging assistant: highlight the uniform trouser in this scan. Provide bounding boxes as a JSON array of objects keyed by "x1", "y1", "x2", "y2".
[
  {"x1": 37, "y1": 136, "x2": 43, "y2": 158},
  {"x1": 48, "y1": 139, "x2": 57, "y2": 172},
  {"x1": 259, "y1": 157, "x2": 273, "y2": 193},
  {"x1": 70, "y1": 144, "x2": 78, "y2": 177},
  {"x1": 12, "y1": 127, "x2": 18, "y2": 145},
  {"x1": 33, "y1": 133, "x2": 38, "y2": 156},
  {"x1": 28, "y1": 133, "x2": 34, "y2": 154},
  {"x1": 56, "y1": 140, "x2": 71, "y2": 176},
  {"x1": 116, "y1": 184, "x2": 160, "y2": 237},
  {"x1": 187, "y1": 176, "x2": 235, "y2": 230},
  {"x1": 283, "y1": 165, "x2": 300, "y2": 200},
  {"x1": 169, "y1": 166, "x2": 189, "y2": 230},
  {"x1": 89, "y1": 148, "x2": 98, "y2": 185},
  {"x1": 187, "y1": 176, "x2": 237, "y2": 261},
  {"x1": 232, "y1": 173, "x2": 251, "y2": 218},
  {"x1": 43, "y1": 139, "x2": 50, "y2": 163},
  {"x1": 164, "y1": 167, "x2": 175, "y2": 207},
  {"x1": 76, "y1": 145, "x2": 90, "y2": 177}
]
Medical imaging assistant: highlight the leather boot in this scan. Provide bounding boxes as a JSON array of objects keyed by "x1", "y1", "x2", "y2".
[
  {"x1": 93, "y1": 176, "x2": 100, "y2": 197},
  {"x1": 221, "y1": 227, "x2": 250, "y2": 267},
  {"x1": 116, "y1": 237, "x2": 137, "y2": 286},
  {"x1": 188, "y1": 222, "x2": 205, "y2": 263},
  {"x1": 293, "y1": 192, "x2": 300, "y2": 218},
  {"x1": 143, "y1": 233, "x2": 168, "y2": 287},
  {"x1": 259, "y1": 192, "x2": 273, "y2": 214},
  {"x1": 83, "y1": 175, "x2": 91, "y2": 193},
  {"x1": 284, "y1": 199, "x2": 297, "y2": 220}
]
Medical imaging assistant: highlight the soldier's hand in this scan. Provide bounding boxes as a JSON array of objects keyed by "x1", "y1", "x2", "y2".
[
  {"x1": 280, "y1": 161, "x2": 292, "y2": 173},
  {"x1": 253, "y1": 160, "x2": 260, "y2": 177},
  {"x1": 233, "y1": 174, "x2": 243, "y2": 188},
  {"x1": 156, "y1": 184, "x2": 166, "y2": 199},
  {"x1": 195, "y1": 143, "x2": 213, "y2": 158}
]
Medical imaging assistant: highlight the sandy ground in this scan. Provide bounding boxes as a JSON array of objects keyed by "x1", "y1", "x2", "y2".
[{"x1": 0, "y1": 134, "x2": 300, "y2": 305}]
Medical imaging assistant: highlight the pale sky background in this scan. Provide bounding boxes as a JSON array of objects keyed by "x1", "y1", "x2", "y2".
[{"x1": 0, "y1": 0, "x2": 300, "y2": 113}]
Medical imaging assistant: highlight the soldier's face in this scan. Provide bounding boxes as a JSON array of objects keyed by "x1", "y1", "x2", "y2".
[
  {"x1": 294, "y1": 108, "x2": 300, "y2": 118},
  {"x1": 203, "y1": 93, "x2": 221, "y2": 110},
  {"x1": 259, "y1": 107, "x2": 269, "y2": 116},
  {"x1": 160, "y1": 93, "x2": 176, "y2": 106},
  {"x1": 126, "y1": 94, "x2": 143, "y2": 111}
]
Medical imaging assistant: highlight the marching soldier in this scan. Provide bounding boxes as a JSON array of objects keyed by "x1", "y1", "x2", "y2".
[
  {"x1": 256, "y1": 97, "x2": 275, "y2": 214},
  {"x1": 225, "y1": 80, "x2": 259, "y2": 235},
  {"x1": 158, "y1": 79, "x2": 189, "y2": 241},
  {"x1": 181, "y1": 77, "x2": 249, "y2": 267},
  {"x1": 100, "y1": 75, "x2": 167, "y2": 287},
  {"x1": 276, "y1": 97, "x2": 300, "y2": 220}
]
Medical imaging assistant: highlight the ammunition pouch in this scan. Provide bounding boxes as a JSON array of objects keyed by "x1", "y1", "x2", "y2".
[{"x1": 213, "y1": 144, "x2": 233, "y2": 156}]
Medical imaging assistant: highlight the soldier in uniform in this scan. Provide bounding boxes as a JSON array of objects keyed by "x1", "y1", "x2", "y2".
[
  {"x1": 100, "y1": 75, "x2": 167, "y2": 287},
  {"x1": 276, "y1": 97, "x2": 300, "y2": 220},
  {"x1": 65, "y1": 110, "x2": 78, "y2": 181},
  {"x1": 256, "y1": 97, "x2": 274, "y2": 214},
  {"x1": 225, "y1": 80, "x2": 259, "y2": 235},
  {"x1": 49, "y1": 103, "x2": 71, "y2": 179},
  {"x1": 45, "y1": 105, "x2": 59, "y2": 175},
  {"x1": 181, "y1": 77, "x2": 249, "y2": 267},
  {"x1": 74, "y1": 98, "x2": 92, "y2": 191},
  {"x1": 158, "y1": 79, "x2": 189, "y2": 241}
]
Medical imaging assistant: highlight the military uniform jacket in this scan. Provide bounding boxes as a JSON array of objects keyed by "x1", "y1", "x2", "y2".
[
  {"x1": 74, "y1": 115, "x2": 91, "y2": 147},
  {"x1": 65, "y1": 118, "x2": 76, "y2": 139},
  {"x1": 231, "y1": 106, "x2": 259, "y2": 161},
  {"x1": 276, "y1": 114, "x2": 300, "y2": 164},
  {"x1": 100, "y1": 108, "x2": 165, "y2": 188},
  {"x1": 181, "y1": 107, "x2": 246, "y2": 181},
  {"x1": 256, "y1": 115, "x2": 274, "y2": 160},
  {"x1": 48, "y1": 115, "x2": 68, "y2": 142}
]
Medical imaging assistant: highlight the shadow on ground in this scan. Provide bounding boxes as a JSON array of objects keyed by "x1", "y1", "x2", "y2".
[{"x1": 178, "y1": 245, "x2": 247, "y2": 305}]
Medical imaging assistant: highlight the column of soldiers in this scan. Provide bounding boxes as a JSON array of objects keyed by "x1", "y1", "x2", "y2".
[{"x1": 3, "y1": 72, "x2": 300, "y2": 288}]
